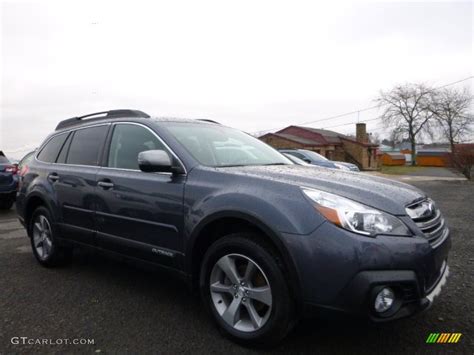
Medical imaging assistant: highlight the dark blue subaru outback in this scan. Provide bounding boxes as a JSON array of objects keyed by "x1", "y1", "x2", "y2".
[{"x1": 16, "y1": 110, "x2": 451, "y2": 346}]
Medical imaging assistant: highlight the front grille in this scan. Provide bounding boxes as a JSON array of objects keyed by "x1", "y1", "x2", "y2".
[{"x1": 406, "y1": 199, "x2": 448, "y2": 248}]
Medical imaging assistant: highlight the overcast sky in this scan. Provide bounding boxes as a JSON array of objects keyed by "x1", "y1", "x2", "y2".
[{"x1": 1, "y1": 0, "x2": 473, "y2": 158}]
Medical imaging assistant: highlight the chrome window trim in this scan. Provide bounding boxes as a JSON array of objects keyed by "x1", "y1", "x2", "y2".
[
  {"x1": 35, "y1": 121, "x2": 187, "y2": 175},
  {"x1": 103, "y1": 122, "x2": 187, "y2": 175}
]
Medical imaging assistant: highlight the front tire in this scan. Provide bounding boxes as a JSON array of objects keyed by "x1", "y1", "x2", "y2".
[
  {"x1": 29, "y1": 206, "x2": 72, "y2": 267},
  {"x1": 200, "y1": 233, "x2": 295, "y2": 347}
]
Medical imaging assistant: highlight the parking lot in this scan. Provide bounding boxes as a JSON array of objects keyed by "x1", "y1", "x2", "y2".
[{"x1": 0, "y1": 180, "x2": 472, "y2": 354}]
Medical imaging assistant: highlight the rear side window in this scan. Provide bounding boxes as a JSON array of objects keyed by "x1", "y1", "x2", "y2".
[
  {"x1": 37, "y1": 133, "x2": 69, "y2": 163},
  {"x1": 67, "y1": 126, "x2": 108, "y2": 166}
]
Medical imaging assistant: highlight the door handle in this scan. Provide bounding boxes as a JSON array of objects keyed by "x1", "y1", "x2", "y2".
[
  {"x1": 97, "y1": 180, "x2": 114, "y2": 189},
  {"x1": 48, "y1": 173, "x2": 59, "y2": 182}
]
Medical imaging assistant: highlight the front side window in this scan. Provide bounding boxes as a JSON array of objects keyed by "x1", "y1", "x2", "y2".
[
  {"x1": 164, "y1": 123, "x2": 291, "y2": 167},
  {"x1": 67, "y1": 126, "x2": 108, "y2": 166},
  {"x1": 107, "y1": 124, "x2": 165, "y2": 170},
  {"x1": 37, "y1": 133, "x2": 69, "y2": 163}
]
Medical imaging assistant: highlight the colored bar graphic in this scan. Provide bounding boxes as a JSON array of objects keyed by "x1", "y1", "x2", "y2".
[
  {"x1": 426, "y1": 333, "x2": 439, "y2": 343},
  {"x1": 426, "y1": 333, "x2": 462, "y2": 344}
]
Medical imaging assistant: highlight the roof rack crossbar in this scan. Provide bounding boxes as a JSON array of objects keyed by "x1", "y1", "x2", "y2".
[{"x1": 55, "y1": 109, "x2": 150, "y2": 131}]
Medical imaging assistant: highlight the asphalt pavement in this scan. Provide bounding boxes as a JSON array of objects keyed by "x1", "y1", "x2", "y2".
[{"x1": 0, "y1": 180, "x2": 473, "y2": 354}]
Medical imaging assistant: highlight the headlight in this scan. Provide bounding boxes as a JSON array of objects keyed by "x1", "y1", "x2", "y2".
[{"x1": 302, "y1": 188, "x2": 411, "y2": 236}]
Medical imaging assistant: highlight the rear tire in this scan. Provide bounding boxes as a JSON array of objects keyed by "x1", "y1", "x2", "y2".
[
  {"x1": 200, "y1": 233, "x2": 296, "y2": 347},
  {"x1": 28, "y1": 206, "x2": 72, "y2": 267}
]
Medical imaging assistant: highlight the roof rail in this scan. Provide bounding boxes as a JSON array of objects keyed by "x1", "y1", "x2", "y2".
[
  {"x1": 55, "y1": 109, "x2": 150, "y2": 130},
  {"x1": 196, "y1": 119, "x2": 221, "y2": 125}
]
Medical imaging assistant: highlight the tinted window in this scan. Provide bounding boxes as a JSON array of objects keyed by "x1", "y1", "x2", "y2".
[
  {"x1": 37, "y1": 133, "x2": 68, "y2": 163},
  {"x1": 67, "y1": 126, "x2": 108, "y2": 166},
  {"x1": 56, "y1": 133, "x2": 72, "y2": 164},
  {"x1": 0, "y1": 155, "x2": 9, "y2": 164},
  {"x1": 285, "y1": 151, "x2": 306, "y2": 160},
  {"x1": 108, "y1": 124, "x2": 165, "y2": 170}
]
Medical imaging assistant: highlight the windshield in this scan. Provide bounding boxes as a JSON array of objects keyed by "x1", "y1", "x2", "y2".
[
  {"x1": 302, "y1": 150, "x2": 328, "y2": 162},
  {"x1": 284, "y1": 153, "x2": 310, "y2": 166},
  {"x1": 165, "y1": 123, "x2": 292, "y2": 167}
]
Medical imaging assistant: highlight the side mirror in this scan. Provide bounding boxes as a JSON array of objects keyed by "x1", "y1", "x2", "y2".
[{"x1": 138, "y1": 150, "x2": 178, "y2": 173}]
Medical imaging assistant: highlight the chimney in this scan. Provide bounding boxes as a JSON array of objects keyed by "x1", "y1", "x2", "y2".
[{"x1": 356, "y1": 123, "x2": 368, "y2": 143}]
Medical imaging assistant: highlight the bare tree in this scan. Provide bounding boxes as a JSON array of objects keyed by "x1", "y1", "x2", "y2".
[
  {"x1": 377, "y1": 84, "x2": 435, "y2": 165},
  {"x1": 431, "y1": 87, "x2": 473, "y2": 151},
  {"x1": 389, "y1": 126, "x2": 405, "y2": 149},
  {"x1": 369, "y1": 132, "x2": 381, "y2": 144}
]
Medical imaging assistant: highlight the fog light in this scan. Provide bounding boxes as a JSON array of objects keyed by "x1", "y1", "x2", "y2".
[{"x1": 374, "y1": 287, "x2": 395, "y2": 313}]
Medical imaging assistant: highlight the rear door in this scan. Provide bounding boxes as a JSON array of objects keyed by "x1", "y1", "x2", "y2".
[
  {"x1": 94, "y1": 123, "x2": 185, "y2": 268},
  {"x1": 53, "y1": 124, "x2": 109, "y2": 245}
]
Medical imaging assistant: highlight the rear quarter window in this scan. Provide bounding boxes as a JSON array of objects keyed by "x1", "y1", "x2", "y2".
[{"x1": 37, "y1": 133, "x2": 69, "y2": 163}]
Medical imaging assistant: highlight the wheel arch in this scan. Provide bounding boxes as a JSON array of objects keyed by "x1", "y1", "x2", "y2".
[
  {"x1": 23, "y1": 193, "x2": 54, "y2": 233},
  {"x1": 186, "y1": 211, "x2": 303, "y2": 308}
]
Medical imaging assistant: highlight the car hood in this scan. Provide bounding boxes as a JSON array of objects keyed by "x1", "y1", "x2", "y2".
[
  {"x1": 217, "y1": 165, "x2": 425, "y2": 215},
  {"x1": 335, "y1": 161, "x2": 356, "y2": 168},
  {"x1": 313, "y1": 161, "x2": 337, "y2": 168}
]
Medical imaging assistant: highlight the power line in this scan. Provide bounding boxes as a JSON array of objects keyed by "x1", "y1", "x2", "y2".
[
  {"x1": 316, "y1": 117, "x2": 379, "y2": 130},
  {"x1": 253, "y1": 75, "x2": 474, "y2": 135}
]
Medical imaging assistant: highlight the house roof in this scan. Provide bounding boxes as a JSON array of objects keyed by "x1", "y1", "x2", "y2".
[
  {"x1": 272, "y1": 125, "x2": 378, "y2": 147},
  {"x1": 293, "y1": 126, "x2": 347, "y2": 144},
  {"x1": 273, "y1": 133, "x2": 322, "y2": 145},
  {"x1": 259, "y1": 133, "x2": 326, "y2": 146},
  {"x1": 260, "y1": 125, "x2": 379, "y2": 148},
  {"x1": 454, "y1": 143, "x2": 474, "y2": 149},
  {"x1": 417, "y1": 149, "x2": 450, "y2": 156},
  {"x1": 384, "y1": 152, "x2": 405, "y2": 159}
]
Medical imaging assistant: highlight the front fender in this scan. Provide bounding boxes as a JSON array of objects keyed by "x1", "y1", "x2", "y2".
[{"x1": 185, "y1": 208, "x2": 305, "y2": 308}]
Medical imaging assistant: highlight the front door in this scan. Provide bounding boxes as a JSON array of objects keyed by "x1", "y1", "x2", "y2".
[{"x1": 94, "y1": 123, "x2": 185, "y2": 268}]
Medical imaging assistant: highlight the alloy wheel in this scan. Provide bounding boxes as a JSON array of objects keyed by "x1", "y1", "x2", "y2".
[
  {"x1": 32, "y1": 215, "x2": 53, "y2": 261},
  {"x1": 210, "y1": 253, "x2": 272, "y2": 332}
]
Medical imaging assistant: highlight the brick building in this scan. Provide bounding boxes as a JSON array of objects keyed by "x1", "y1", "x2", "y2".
[{"x1": 260, "y1": 123, "x2": 379, "y2": 170}]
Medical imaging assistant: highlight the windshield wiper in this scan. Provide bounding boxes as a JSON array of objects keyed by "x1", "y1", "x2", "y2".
[
  {"x1": 217, "y1": 164, "x2": 248, "y2": 168},
  {"x1": 217, "y1": 163, "x2": 289, "y2": 168}
]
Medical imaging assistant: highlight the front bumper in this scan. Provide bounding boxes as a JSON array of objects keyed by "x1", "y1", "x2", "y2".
[
  {"x1": 283, "y1": 220, "x2": 451, "y2": 321},
  {"x1": 425, "y1": 261, "x2": 449, "y2": 306}
]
